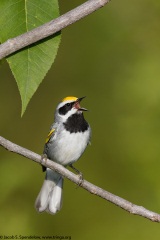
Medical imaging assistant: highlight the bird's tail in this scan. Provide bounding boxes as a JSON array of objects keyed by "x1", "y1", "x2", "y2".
[{"x1": 35, "y1": 168, "x2": 63, "y2": 214}]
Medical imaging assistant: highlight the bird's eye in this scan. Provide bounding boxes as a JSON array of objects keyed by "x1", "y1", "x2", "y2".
[{"x1": 59, "y1": 102, "x2": 72, "y2": 115}]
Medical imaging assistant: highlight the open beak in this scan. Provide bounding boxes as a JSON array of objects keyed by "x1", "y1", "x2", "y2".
[{"x1": 74, "y1": 96, "x2": 88, "y2": 111}]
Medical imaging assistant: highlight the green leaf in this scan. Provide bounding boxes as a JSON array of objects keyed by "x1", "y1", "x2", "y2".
[{"x1": 0, "y1": 0, "x2": 61, "y2": 115}]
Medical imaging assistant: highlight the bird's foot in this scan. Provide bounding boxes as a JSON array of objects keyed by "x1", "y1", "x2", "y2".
[{"x1": 69, "y1": 164, "x2": 84, "y2": 186}]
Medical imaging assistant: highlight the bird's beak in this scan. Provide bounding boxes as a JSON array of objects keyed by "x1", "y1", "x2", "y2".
[{"x1": 74, "y1": 96, "x2": 88, "y2": 111}]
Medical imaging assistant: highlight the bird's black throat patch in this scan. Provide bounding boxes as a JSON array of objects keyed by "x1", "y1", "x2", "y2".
[{"x1": 63, "y1": 113, "x2": 89, "y2": 133}]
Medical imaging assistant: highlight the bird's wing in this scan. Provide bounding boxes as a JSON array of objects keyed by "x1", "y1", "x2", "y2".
[{"x1": 45, "y1": 128, "x2": 56, "y2": 144}]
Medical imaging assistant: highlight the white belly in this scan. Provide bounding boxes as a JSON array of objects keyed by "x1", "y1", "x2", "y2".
[{"x1": 47, "y1": 129, "x2": 90, "y2": 166}]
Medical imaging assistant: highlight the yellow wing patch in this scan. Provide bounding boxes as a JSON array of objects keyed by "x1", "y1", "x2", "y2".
[
  {"x1": 62, "y1": 96, "x2": 78, "y2": 102},
  {"x1": 45, "y1": 129, "x2": 55, "y2": 143}
]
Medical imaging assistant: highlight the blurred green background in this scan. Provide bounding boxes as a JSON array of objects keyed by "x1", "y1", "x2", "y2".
[{"x1": 1, "y1": 0, "x2": 160, "y2": 239}]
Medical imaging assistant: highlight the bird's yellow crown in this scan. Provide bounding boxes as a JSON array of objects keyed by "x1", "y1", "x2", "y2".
[{"x1": 62, "y1": 96, "x2": 78, "y2": 102}]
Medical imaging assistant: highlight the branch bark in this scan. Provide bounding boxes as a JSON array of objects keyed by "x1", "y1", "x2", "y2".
[
  {"x1": 0, "y1": 0, "x2": 110, "y2": 60},
  {"x1": 0, "y1": 135, "x2": 160, "y2": 222}
]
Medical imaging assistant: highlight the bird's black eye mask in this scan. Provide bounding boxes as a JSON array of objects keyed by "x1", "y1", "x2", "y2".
[{"x1": 58, "y1": 102, "x2": 75, "y2": 115}]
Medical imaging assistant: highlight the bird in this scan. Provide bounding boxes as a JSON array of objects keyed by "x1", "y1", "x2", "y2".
[{"x1": 35, "y1": 96, "x2": 91, "y2": 214}]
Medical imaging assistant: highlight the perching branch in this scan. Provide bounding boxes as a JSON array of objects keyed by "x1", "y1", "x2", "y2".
[
  {"x1": 0, "y1": 136, "x2": 160, "y2": 222},
  {"x1": 0, "y1": 0, "x2": 110, "y2": 60}
]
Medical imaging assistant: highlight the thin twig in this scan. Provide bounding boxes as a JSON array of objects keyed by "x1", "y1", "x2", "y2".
[
  {"x1": 0, "y1": 135, "x2": 160, "y2": 222},
  {"x1": 0, "y1": 0, "x2": 110, "y2": 60}
]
